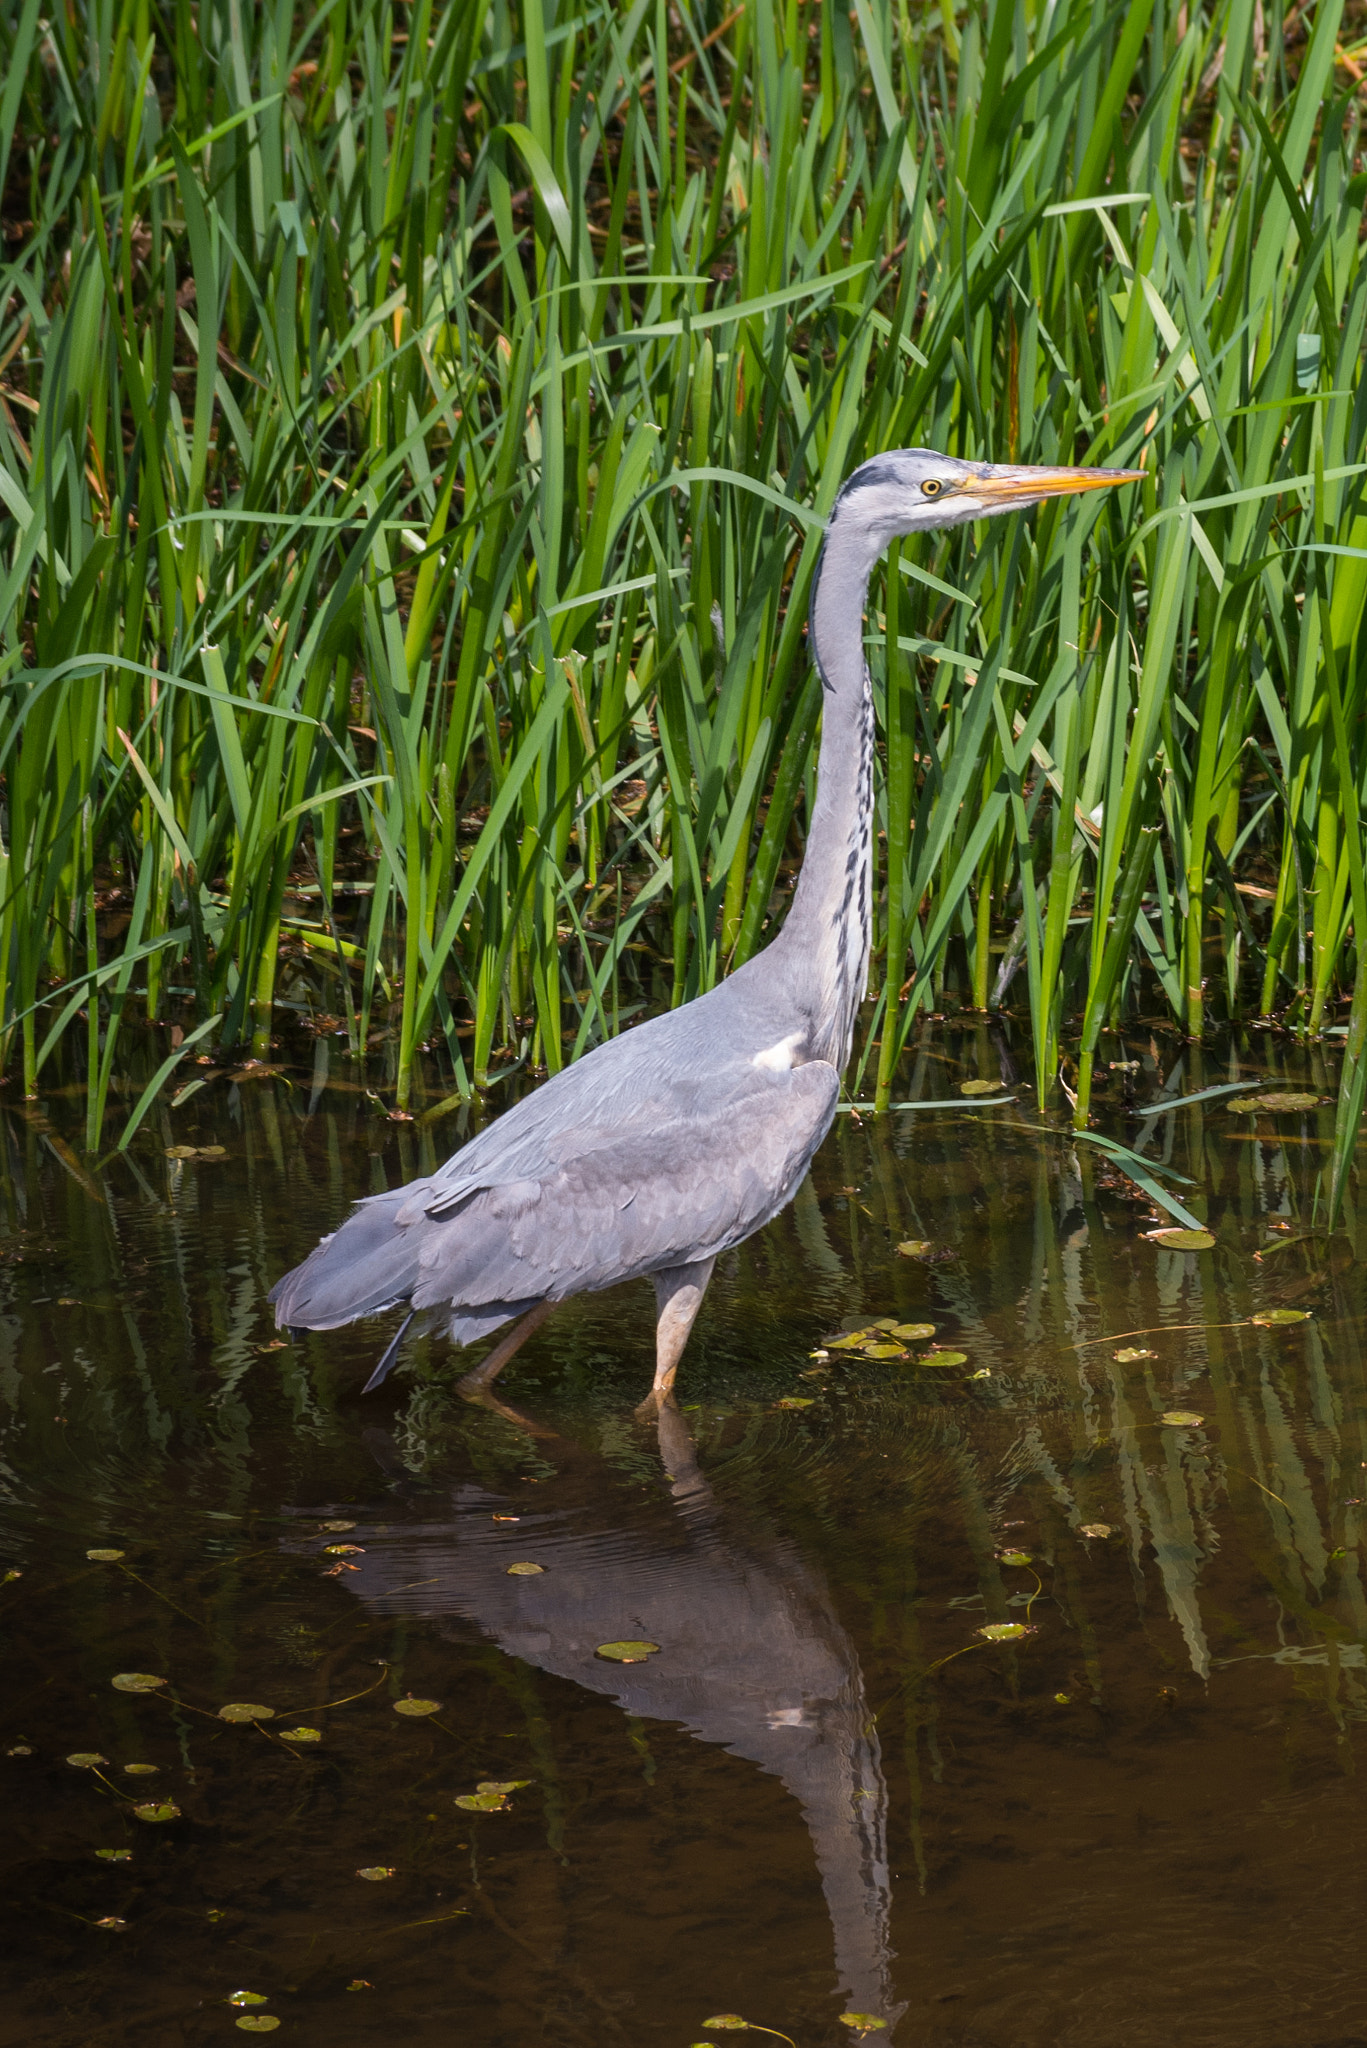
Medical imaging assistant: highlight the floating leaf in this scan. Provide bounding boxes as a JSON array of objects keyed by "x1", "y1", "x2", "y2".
[
  {"x1": 977, "y1": 1623, "x2": 1030, "y2": 1642},
  {"x1": 1225, "y1": 1098, "x2": 1264, "y2": 1113},
  {"x1": 775, "y1": 1396, "x2": 815, "y2": 1409},
  {"x1": 278, "y1": 1727, "x2": 321, "y2": 1743},
  {"x1": 703, "y1": 2021, "x2": 751, "y2": 2033},
  {"x1": 235, "y1": 2021, "x2": 280, "y2": 2034},
  {"x1": 477, "y1": 1779, "x2": 530, "y2": 1794},
  {"x1": 896, "y1": 1240, "x2": 934, "y2": 1258},
  {"x1": 95, "y1": 1849, "x2": 132, "y2": 1862},
  {"x1": 124, "y1": 1762, "x2": 158, "y2": 1775},
  {"x1": 323, "y1": 1543, "x2": 364, "y2": 1556},
  {"x1": 393, "y1": 1698, "x2": 442, "y2": 1717},
  {"x1": 890, "y1": 1322, "x2": 936, "y2": 1341},
  {"x1": 595, "y1": 1640, "x2": 661, "y2": 1663},
  {"x1": 1113, "y1": 1347, "x2": 1155, "y2": 1362},
  {"x1": 999, "y1": 1551, "x2": 1032, "y2": 1568},
  {"x1": 87, "y1": 1548, "x2": 125, "y2": 1562},
  {"x1": 94, "y1": 1916, "x2": 127, "y2": 1931},
  {"x1": 1055, "y1": 1692, "x2": 1072, "y2": 1704},
  {"x1": 920, "y1": 1350, "x2": 968, "y2": 1369},
  {"x1": 319, "y1": 1520, "x2": 356, "y2": 1532},
  {"x1": 454, "y1": 1792, "x2": 507, "y2": 1811},
  {"x1": 133, "y1": 1801, "x2": 180, "y2": 1822},
  {"x1": 1255, "y1": 1091, "x2": 1321, "y2": 1110},
  {"x1": 826, "y1": 1330, "x2": 875, "y2": 1350},
  {"x1": 506, "y1": 1561, "x2": 545, "y2": 1576},
  {"x1": 960, "y1": 1079, "x2": 1001, "y2": 1096},
  {"x1": 1079, "y1": 1523, "x2": 1112, "y2": 1539},
  {"x1": 112, "y1": 1673, "x2": 166, "y2": 1694},
  {"x1": 67, "y1": 1752, "x2": 108, "y2": 1769},
  {"x1": 164, "y1": 1144, "x2": 198, "y2": 1159},
  {"x1": 1161, "y1": 1411, "x2": 1204, "y2": 1427},
  {"x1": 1144, "y1": 1227, "x2": 1215, "y2": 1250},
  {"x1": 228, "y1": 1993, "x2": 269, "y2": 2009},
  {"x1": 356, "y1": 1866, "x2": 395, "y2": 1881},
  {"x1": 1251, "y1": 1308, "x2": 1311, "y2": 1326},
  {"x1": 840, "y1": 2020, "x2": 888, "y2": 2035},
  {"x1": 218, "y1": 1703, "x2": 275, "y2": 1724},
  {"x1": 861, "y1": 1342, "x2": 909, "y2": 1360},
  {"x1": 198, "y1": 1145, "x2": 228, "y2": 1158},
  {"x1": 967, "y1": 1368, "x2": 993, "y2": 1380}
]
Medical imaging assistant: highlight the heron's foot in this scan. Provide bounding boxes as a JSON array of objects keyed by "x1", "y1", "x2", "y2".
[
  {"x1": 634, "y1": 1364, "x2": 679, "y2": 1425},
  {"x1": 456, "y1": 1379, "x2": 559, "y2": 1438}
]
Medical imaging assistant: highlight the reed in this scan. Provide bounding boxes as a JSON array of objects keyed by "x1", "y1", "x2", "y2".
[{"x1": 2, "y1": 0, "x2": 1366, "y2": 1204}]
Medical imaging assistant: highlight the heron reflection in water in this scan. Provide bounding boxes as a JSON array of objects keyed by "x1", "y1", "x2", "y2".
[
  {"x1": 344, "y1": 1396, "x2": 900, "y2": 2022},
  {"x1": 271, "y1": 453, "x2": 1140, "y2": 1407}
]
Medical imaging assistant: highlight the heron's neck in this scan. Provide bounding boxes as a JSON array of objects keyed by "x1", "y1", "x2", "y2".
[{"x1": 772, "y1": 521, "x2": 882, "y2": 1071}]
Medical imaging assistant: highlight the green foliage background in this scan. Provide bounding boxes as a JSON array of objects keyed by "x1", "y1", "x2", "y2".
[{"x1": 2, "y1": 0, "x2": 1367, "y2": 1197}]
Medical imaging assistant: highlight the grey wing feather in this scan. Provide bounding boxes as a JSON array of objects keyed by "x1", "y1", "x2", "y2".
[{"x1": 270, "y1": 1052, "x2": 838, "y2": 1338}]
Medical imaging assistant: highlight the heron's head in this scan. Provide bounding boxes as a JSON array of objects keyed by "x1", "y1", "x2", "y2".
[{"x1": 829, "y1": 448, "x2": 1144, "y2": 546}]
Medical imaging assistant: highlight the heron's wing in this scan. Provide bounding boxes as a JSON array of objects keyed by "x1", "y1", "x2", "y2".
[{"x1": 405, "y1": 1058, "x2": 839, "y2": 1313}]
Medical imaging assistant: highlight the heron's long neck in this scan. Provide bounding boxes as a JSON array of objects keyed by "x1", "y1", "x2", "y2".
[{"x1": 772, "y1": 521, "x2": 881, "y2": 1071}]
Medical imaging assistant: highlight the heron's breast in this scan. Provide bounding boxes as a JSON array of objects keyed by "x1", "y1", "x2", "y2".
[{"x1": 751, "y1": 1030, "x2": 807, "y2": 1072}]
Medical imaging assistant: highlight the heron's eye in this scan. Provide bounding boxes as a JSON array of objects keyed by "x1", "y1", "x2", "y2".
[{"x1": 921, "y1": 478, "x2": 943, "y2": 497}]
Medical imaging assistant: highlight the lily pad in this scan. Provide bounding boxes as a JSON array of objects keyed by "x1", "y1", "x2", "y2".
[
  {"x1": 1255, "y1": 1091, "x2": 1321, "y2": 1110},
  {"x1": 87, "y1": 1548, "x2": 125, "y2": 1562},
  {"x1": 218, "y1": 1703, "x2": 275, "y2": 1723},
  {"x1": 1251, "y1": 1308, "x2": 1311, "y2": 1326},
  {"x1": 1225, "y1": 1097, "x2": 1265, "y2": 1113},
  {"x1": 164, "y1": 1144, "x2": 199, "y2": 1159},
  {"x1": 356, "y1": 1866, "x2": 395, "y2": 1881},
  {"x1": 124, "y1": 1762, "x2": 158, "y2": 1775},
  {"x1": 132, "y1": 1801, "x2": 180, "y2": 1822},
  {"x1": 228, "y1": 1993, "x2": 269, "y2": 2009},
  {"x1": 960, "y1": 1078, "x2": 1002, "y2": 1096},
  {"x1": 278, "y1": 1726, "x2": 321, "y2": 1743},
  {"x1": 477, "y1": 1780, "x2": 530, "y2": 1794},
  {"x1": 1113, "y1": 1347, "x2": 1155, "y2": 1363},
  {"x1": 235, "y1": 2021, "x2": 280, "y2": 2034},
  {"x1": 775, "y1": 1396, "x2": 815, "y2": 1409},
  {"x1": 827, "y1": 1330, "x2": 875, "y2": 1350},
  {"x1": 393, "y1": 1698, "x2": 442, "y2": 1717},
  {"x1": 896, "y1": 1240, "x2": 934, "y2": 1258},
  {"x1": 999, "y1": 1551, "x2": 1032, "y2": 1568},
  {"x1": 323, "y1": 1543, "x2": 364, "y2": 1556},
  {"x1": 1144, "y1": 1227, "x2": 1215, "y2": 1250},
  {"x1": 703, "y1": 2022, "x2": 751, "y2": 2034},
  {"x1": 454, "y1": 1791, "x2": 507, "y2": 1811},
  {"x1": 112, "y1": 1673, "x2": 166, "y2": 1694},
  {"x1": 595, "y1": 1640, "x2": 661, "y2": 1663},
  {"x1": 1161, "y1": 1411, "x2": 1205, "y2": 1427},
  {"x1": 1079, "y1": 1523, "x2": 1113, "y2": 1539},
  {"x1": 890, "y1": 1322, "x2": 936, "y2": 1341},
  {"x1": 920, "y1": 1350, "x2": 968, "y2": 1368},
  {"x1": 506, "y1": 1561, "x2": 545, "y2": 1576},
  {"x1": 978, "y1": 1623, "x2": 1031, "y2": 1642},
  {"x1": 67, "y1": 1753, "x2": 108, "y2": 1769},
  {"x1": 95, "y1": 1849, "x2": 132, "y2": 1862},
  {"x1": 861, "y1": 1343, "x2": 908, "y2": 1360}
]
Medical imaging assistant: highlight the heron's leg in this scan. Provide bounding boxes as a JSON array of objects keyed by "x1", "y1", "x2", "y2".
[
  {"x1": 636, "y1": 1257, "x2": 716, "y2": 1418},
  {"x1": 456, "y1": 1300, "x2": 554, "y2": 1395}
]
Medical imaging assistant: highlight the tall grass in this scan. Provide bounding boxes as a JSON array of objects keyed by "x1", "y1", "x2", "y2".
[{"x1": 2, "y1": 0, "x2": 1367, "y2": 1203}]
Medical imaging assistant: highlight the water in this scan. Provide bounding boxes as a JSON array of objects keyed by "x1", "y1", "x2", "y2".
[{"x1": 2, "y1": 1028, "x2": 1365, "y2": 2046}]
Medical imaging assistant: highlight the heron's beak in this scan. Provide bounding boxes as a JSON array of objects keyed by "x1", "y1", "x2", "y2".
[{"x1": 964, "y1": 462, "x2": 1146, "y2": 507}]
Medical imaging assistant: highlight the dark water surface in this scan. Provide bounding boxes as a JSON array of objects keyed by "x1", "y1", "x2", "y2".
[{"x1": 2, "y1": 1030, "x2": 1365, "y2": 2047}]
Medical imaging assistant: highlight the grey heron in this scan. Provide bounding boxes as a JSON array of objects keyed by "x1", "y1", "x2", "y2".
[{"x1": 271, "y1": 450, "x2": 1141, "y2": 1405}]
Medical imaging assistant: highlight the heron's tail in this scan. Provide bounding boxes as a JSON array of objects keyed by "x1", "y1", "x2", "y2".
[{"x1": 268, "y1": 1186, "x2": 427, "y2": 1330}]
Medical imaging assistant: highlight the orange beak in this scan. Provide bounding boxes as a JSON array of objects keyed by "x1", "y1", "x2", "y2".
[{"x1": 964, "y1": 462, "x2": 1146, "y2": 506}]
